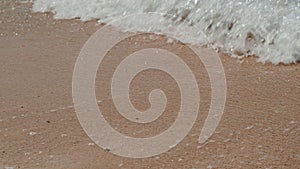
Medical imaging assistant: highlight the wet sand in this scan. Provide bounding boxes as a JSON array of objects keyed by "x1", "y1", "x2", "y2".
[{"x1": 1, "y1": 1, "x2": 299, "y2": 169}]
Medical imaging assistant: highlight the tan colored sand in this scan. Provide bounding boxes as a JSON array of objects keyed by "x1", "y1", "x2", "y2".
[{"x1": 1, "y1": 1, "x2": 299, "y2": 169}]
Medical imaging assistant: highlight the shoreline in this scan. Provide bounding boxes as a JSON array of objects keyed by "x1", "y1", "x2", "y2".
[{"x1": 1, "y1": 1, "x2": 299, "y2": 168}]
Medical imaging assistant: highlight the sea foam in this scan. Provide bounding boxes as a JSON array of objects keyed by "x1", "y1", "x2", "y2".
[{"x1": 32, "y1": 0, "x2": 300, "y2": 64}]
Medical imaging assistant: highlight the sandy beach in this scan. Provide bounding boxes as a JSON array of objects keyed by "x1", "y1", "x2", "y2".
[{"x1": 1, "y1": 1, "x2": 300, "y2": 169}]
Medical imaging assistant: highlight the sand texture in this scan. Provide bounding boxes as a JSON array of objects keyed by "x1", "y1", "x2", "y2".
[{"x1": 1, "y1": 1, "x2": 300, "y2": 169}]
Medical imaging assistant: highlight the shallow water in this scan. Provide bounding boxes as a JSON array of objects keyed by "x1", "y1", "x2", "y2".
[{"x1": 33, "y1": 0, "x2": 300, "y2": 64}]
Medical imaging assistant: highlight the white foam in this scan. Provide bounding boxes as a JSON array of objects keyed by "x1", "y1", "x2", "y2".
[{"x1": 33, "y1": 0, "x2": 300, "y2": 64}]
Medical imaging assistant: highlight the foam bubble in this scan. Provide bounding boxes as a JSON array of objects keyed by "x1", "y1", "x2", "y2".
[{"x1": 33, "y1": 0, "x2": 300, "y2": 64}]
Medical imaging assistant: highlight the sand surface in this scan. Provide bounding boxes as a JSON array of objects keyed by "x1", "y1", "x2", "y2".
[{"x1": 1, "y1": 1, "x2": 299, "y2": 169}]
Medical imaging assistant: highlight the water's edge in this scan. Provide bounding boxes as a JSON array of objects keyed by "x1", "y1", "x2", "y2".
[{"x1": 33, "y1": 0, "x2": 300, "y2": 64}]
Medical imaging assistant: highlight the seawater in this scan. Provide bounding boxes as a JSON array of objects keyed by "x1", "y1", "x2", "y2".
[{"x1": 33, "y1": 0, "x2": 300, "y2": 64}]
